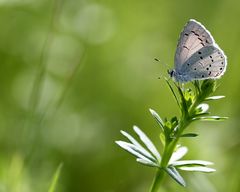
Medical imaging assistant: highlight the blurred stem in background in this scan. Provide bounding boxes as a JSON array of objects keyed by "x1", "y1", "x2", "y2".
[
  {"x1": 22, "y1": 0, "x2": 86, "y2": 158},
  {"x1": 22, "y1": 0, "x2": 63, "y2": 158},
  {"x1": 28, "y1": 0, "x2": 62, "y2": 121}
]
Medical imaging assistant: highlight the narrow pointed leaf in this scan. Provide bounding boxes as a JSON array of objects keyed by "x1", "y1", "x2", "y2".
[
  {"x1": 205, "y1": 95, "x2": 225, "y2": 101},
  {"x1": 177, "y1": 86, "x2": 188, "y2": 114},
  {"x1": 136, "y1": 158, "x2": 159, "y2": 167},
  {"x1": 133, "y1": 126, "x2": 161, "y2": 161},
  {"x1": 149, "y1": 108, "x2": 164, "y2": 131},
  {"x1": 159, "y1": 133, "x2": 165, "y2": 146},
  {"x1": 178, "y1": 166, "x2": 216, "y2": 173},
  {"x1": 169, "y1": 146, "x2": 188, "y2": 165},
  {"x1": 192, "y1": 116, "x2": 228, "y2": 121},
  {"x1": 48, "y1": 163, "x2": 63, "y2": 192},
  {"x1": 180, "y1": 133, "x2": 198, "y2": 138},
  {"x1": 165, "y1": 166, "x2": 186, "y2": 187},
  {"x1": 171, "y1": 160, "x2": 213, "y2": 167},
  {"x1": 120, "y1": 130, "x2": 154, "y2": 160},
  {"x1": 165, "y1": 78, "x2": 180, "y2": 107},
  {"x1": 115, "y1": 141, "x2": 157, "y2": 163}
]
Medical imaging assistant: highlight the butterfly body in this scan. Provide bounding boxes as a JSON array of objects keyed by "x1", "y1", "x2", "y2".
[{"x1": 170, "y1": 19, "x2": 227, "y2": 82}]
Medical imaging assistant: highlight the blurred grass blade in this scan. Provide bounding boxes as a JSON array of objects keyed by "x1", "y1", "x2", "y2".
[
  {"x1": 178, "y1": 166, "x2": 216, "y2": 173},
  {"x1": 192, "y1": 116, "x2": 228, "y2": 121},
  {"x1": 133, "y1": 126, "x2": 161, "y2": 161},
  {"x1": 165, "y1": 166, "x2": 186, "y2": 187},
  {"x1": 115, "y1": 141, "x2": 157, "y2": 163},
  {"x1": 149, "y1": 108, "x2": 164, "y2": 131},
  {"x1": 180, "y1": 133, "x2": 198, "y2": 138},
  {"x1": 171, "y1": 160, "x2": 213, "y2": 167},
  {"x1": 48, "y1": 163, "x2": 63, "y2": 192},
  {"x1": 169, "y1": 146, "x2": 188, "y2": 165},
  {"x1": 120, "y1": 130, "x2": 154, "y2": 160},
  {"x1": 205, "y1": 95, "x2": 225, "y2": 101},
  {"x1": 136, "y1": 158, "x2": 159, "y2": 167}
]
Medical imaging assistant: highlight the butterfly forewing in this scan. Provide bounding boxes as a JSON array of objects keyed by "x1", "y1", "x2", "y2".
[
  {"x1": 181, "y1": 45, "x2": 227, "y2": 80},
  {"x1": 174, "y1": 19, "x2": 215, "y2": 70}
]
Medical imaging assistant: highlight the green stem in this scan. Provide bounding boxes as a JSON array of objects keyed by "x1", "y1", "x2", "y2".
[
  {"x1": 150, "y1": 85, "x2": 204, "y2": 192},
  {"x1": 149, "y1": 81, "x2": 217, "y2": 191},
  {"x1": 150, "y1": 118, "x2": 191, "y2": 191},
  {"x1": 150, "y1": 168, "x2": 165, "y2": 192}
]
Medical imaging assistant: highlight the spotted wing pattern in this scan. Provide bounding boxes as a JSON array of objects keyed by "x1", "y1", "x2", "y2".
[
  {"x1": 174, "y1": 19, "x2": 214, "y2": 71},
  {"x1": 180, "y1": 45, "x2": 227, "y2": 81}
]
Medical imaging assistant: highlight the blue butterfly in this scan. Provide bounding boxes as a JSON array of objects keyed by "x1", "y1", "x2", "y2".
[{"x1": 169, "y1": 19, "x2": 227, "y2": 82}]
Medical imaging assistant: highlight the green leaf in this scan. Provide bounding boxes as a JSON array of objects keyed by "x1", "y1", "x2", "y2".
[
  {"x1": 136, "y1": 158, "x2": 159, "y2": 167},
  {"x1": 177, "y1": 86, "x2": 188, "y2": 115},
  {"x1": 169, "y1": 146, "x2": 188, "y2": 164},
  {"x1": 159, "y1": 133, "x2": 165, "y2": 146},
  {"x1": 200, "y1": 79, "x2": 216, "y2": 98},
  {"x1": 178, "y1": 166, "x2": 216, "y2": 173},
  {"x1": 170, "y1": 116, "x2": 178, "y2": 128},
  {"x1": 180, "y1": 133, "x2": 198, "y2": 138},
  {"x1": 171, "y1": 160, "x2": 213, "y2": 167},
  {"x1": 48, "y1": 163, "x2": 63, "y2": 192},
  {"x1": 133, "y1": 126, "x2": 161, "y2": 161},
  {"x1": 165, "y1": 166, "x2": 186, "y2": 187},
  {"x1": 120, "y1": 130, "x2": 155, "y2": 161},
  {"x1": 193, "y1": 80, "x2": 201, "y2": 94},
  {"x1": 186, "y1": 98, "x2": 193, "y2": 109},
  {"x1": 115, "y1": 141, "x2": 157, "y2": 163},
  {"x1": 165, "y1": 78, "x2": 180, "y2": 107},
  {"x1": 205, "y1": 95, "x2": 225, "y2": 101},
  {"x1": 192, "y1": 116, "x2": 228, "y2": 121},
  {"x1": 149, "y1": 108, "x2": 164, "y2": 131}
]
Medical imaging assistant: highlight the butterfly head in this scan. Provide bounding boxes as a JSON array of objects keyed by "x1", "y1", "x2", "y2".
[
  {"x1": 168, "y1": 69, "x2": 184, "y2": 82},
  {"x1": 168, "y1": 69, "x2": 175, "y2": 78}
]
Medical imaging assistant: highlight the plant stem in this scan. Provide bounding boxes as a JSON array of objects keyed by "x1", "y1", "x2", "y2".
[
  {"x1": 150, "y1": 113, "x2": 191, "y2": 191},
  {"x1": 150, "y1": 84, "x2": 205, "y2": 192},
  {"x1": 150, "y1": 168, "x2": 165, "y2": 192},
  {"x1": 150, "y1": 136, "x2": 181, "y2": 192}
]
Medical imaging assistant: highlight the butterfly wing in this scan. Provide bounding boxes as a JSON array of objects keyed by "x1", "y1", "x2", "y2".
[
  {"x1": 179, "y1": 45, "x2": 227, "y2": 81},
  {"x1": 174, "y1": 19, "x2": 215, "y2": 72}
]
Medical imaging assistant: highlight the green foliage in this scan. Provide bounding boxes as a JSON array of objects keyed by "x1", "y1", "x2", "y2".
[{"x1": 116, "y1": 79, "x2": 227, "y2": 192}]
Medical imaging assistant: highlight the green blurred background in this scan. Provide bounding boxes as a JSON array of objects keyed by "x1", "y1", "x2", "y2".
[{"x1": 0, "y1": 0, "x2": 239, "y2": 191}]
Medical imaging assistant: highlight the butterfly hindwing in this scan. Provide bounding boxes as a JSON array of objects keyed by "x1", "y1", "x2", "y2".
[
  {"x1": 174, "y1": 19, "x2": 215, "y2": 71},
  {"x1": 180, "y1": 45, "x2": 227, "y2": 80}
]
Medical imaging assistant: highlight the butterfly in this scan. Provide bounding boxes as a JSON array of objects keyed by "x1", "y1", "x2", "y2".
[{"x1": 169, "y1": 19, "x2": 227, "y2": 82}]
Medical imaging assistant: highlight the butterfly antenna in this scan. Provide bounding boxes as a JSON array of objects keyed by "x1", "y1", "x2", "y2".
[
  {"x1": 154, "y1": 58, "x2": 170, "y2": 70},
  {"x1": 154, "y1": 58, "x2": 171, "y2": 79}
]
